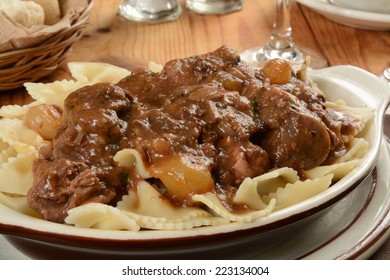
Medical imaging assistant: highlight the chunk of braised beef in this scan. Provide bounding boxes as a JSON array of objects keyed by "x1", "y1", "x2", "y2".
[
  {"x1": 28, "y1": 83, "x2": 133, "y2": 222},
  {"x1": 255, "y1": 86, "x2": 331, "y2": 170},
  {"x1": 215, "y1": 137, "x2": 269, "y2": 187}
]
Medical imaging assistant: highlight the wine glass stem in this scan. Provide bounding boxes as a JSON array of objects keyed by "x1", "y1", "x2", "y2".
[
  {"x1": 240, "y1": 0, "x2": 327, "y2": 68},
  {"x1": 269, "y1": 0, "x2": 293, "y2": 49},
  {"x1": 260, "y1": 0, "x2": 302, "y2": 60}
]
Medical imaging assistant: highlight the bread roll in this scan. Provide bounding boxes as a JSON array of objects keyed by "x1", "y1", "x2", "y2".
[
  {"x1": 27, "y1": 0, "x2": 61, "y2": 25},
  {"x1": 0, "y1": 0, "x2": 44, "y2": 28}
]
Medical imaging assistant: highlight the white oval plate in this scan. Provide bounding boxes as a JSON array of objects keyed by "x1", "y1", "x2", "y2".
[{"x1": 297, "y1": 0, "x2": 390, "y2": 30}]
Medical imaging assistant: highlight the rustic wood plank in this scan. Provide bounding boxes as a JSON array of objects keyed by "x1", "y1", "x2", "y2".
[
  {"x1": 61, "y1": 0, "x2": 318, "y2": 63},
  {"x1": 298, "y1": 4, "x2": 390, "y2": 74}
]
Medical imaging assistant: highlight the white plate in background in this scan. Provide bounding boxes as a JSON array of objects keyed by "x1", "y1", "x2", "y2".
[{"x1": 297, "y1": 0, "x2": 390, "y2": 30}]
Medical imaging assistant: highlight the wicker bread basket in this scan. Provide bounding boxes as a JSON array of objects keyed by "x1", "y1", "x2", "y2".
[{"x1": 0, "y1": 0, "x2": 94, "y2": 91}]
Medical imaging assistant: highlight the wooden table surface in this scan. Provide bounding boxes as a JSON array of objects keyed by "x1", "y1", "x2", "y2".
[
  {"x1": 1, "y1": 0, "x2": 389, "y2": 259},
  {"x1": 1, "y1": 0, "x2": 390, "y2": 104}
]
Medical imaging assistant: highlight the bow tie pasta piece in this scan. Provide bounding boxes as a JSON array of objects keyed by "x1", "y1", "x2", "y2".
[
  {"x1": 0, "y1": 193, "x2": 40, "y2": 218},
  {"x1": 65, "y1": 203, "x2": 140, "y2": 231},
  {"x1": 303, "y1": 159, "x2": 362, "y2": 182},
  {"x1": 233, "y1": 167, "x2": 300, "y2": 210},
  {"x1": 113, "y1": 149, "x2": 151, "y2": 179},
  {"x1": 233, "y1": 167, "x2": 333, "y2": 212},
  {"x1": 192, "y1": 192, "x2": 276, "y2": 223},
  {"x1": 334, "y1": 138, "x2": 369, "y2": 164},
  {"x1": 67, "y1": 62, "x2": 131, "y2": 84},
  {"x1": 0, "y1": 101, "x2": 42, "y2": 119},
  {"x1": 137, "y1": 216, "x2": 230, "y2": 231},
  {"x1": 0, "y1": 118, "x2": 43, "y2": 154},
  {"x1": 266, "y1": 174, "x2": 333, "y2": 211},
  {"x1": 232, "y1": 178, "x2": 270, "y2": 211},
  {"x1": 117, "y1": 181, "x2": 228, "y2": 230},
  {"x1": 117, "y1": 181, "x2": 211, "y2": 221},
  {"x1": 24, "y1": 62, "x2": 131, "y2": 108},
  {"x1": 0, "y1": 152, "x2": 35, "y2": 196},
  {"x1": 25, "y1": 80, "x2": 84, "y2": 108}
]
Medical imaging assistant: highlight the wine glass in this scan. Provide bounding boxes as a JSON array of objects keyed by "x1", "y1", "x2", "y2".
[
  {"x1": 119, "y1": 0, "x2": 182, "y2": 23},
  {"x1": 240, "y1": 0, "x2": 327, "y2": 69}
]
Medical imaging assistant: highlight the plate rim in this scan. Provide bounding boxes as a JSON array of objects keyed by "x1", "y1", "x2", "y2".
[{"x1": 301, "y1": 138, "x2": 390, "y2": 260}]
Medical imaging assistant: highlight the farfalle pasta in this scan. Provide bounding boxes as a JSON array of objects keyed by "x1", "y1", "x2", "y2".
[{"x1": 0, "y1": 46, "x2": 374, "y2": 231}]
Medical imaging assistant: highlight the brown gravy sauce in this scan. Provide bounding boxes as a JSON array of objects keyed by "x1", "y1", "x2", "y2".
[{"x1": 27, "y1": 46, "x2": 361, "y2": 223}]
